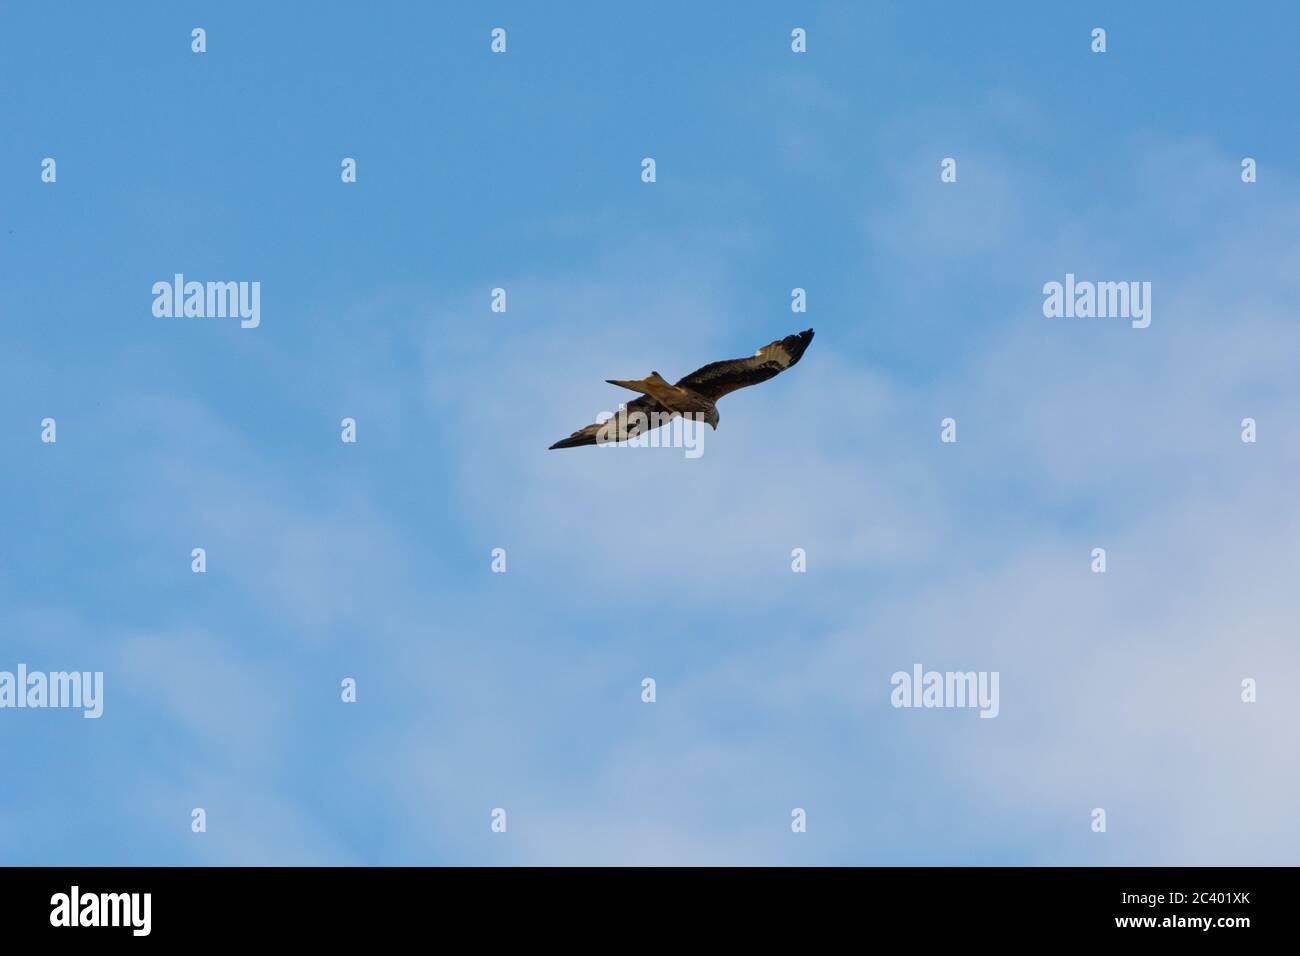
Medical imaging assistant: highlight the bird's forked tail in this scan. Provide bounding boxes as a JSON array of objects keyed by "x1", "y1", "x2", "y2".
[{"x1": 605, "y1": 371, "x2": 670, "y2": 395}]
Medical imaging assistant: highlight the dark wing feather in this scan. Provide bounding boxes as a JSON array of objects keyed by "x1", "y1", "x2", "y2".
[
  {"x1": 548, "y1": 395, "x2": 667, "y2": 449},
  {"x1": 675, "y1": 328, "x2": 814, "y2": 402}
]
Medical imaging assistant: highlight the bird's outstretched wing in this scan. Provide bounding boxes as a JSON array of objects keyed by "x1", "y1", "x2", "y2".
[
  {"x1": 674, "y1": 328, "x2": 814, "y2": 402},
  {"x1": 549, "y1": 395, "x2": 665, "y2": 449}
]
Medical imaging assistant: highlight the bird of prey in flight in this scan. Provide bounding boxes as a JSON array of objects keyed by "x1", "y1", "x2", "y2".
[{"x1": 549, "y1": 328, "x2": 814, "y2": 449}]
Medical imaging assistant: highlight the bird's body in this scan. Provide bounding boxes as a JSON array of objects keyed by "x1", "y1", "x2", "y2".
[
  {"x1": 549, "y1": 329, "x2": 814, "y2": 449},
  {"x1": 605, "y1": 371, "x2": 717, "y2": 418}
]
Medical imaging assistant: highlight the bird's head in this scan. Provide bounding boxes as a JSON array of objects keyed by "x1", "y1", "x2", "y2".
[{"x1": 706, "y1": 407, "x2": 719, "y2": 430}]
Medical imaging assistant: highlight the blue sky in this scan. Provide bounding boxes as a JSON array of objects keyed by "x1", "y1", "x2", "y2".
[{"x1": 2, "y1": 1, "x2": 1299, "y2": 864}]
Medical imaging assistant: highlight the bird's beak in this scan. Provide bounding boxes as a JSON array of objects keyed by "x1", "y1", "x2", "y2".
[{"x1": 710, "y1": 421, "x2": 717, "y2": 430}]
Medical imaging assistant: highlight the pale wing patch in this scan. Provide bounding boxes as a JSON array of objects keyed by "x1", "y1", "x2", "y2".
[{"x1": 757, "y1": 339, "x2": 793, "y2": 367}]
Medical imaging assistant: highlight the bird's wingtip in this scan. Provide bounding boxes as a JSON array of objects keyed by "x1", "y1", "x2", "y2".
[{"x1": 549, "y1": 435, "x2": 593, "y2": 449}]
